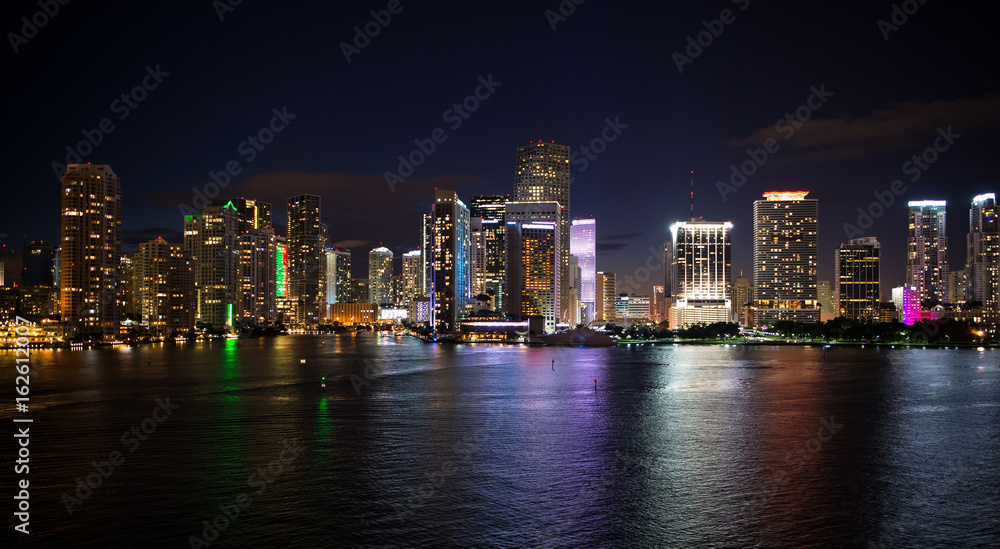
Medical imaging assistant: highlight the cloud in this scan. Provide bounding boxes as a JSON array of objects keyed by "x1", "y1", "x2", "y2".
[
  {"x1": 604, "y1": 232, "x2": 643, "y2": 241},
  {"x1": 729, "y1": 93, "x2": 1000, "y2": 165},
  {"x1": 333, "y1": 239, "x2": 370, "y2": 250},
  {"x1": 597, "y1": 242, "x2": 629, "y2": 254}
]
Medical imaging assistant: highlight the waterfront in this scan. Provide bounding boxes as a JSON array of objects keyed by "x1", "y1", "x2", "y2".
[{"x1": 3, "y1": 334, "x2": 999, "y2": 547}]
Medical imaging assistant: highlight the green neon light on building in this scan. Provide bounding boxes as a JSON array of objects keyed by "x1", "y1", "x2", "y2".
[
  {"x1": 276, "y1": 243, "x2": 287, "y2": 297},
  {"x1": 227, "y1": 303, "x2": 233, "y2": 327}
]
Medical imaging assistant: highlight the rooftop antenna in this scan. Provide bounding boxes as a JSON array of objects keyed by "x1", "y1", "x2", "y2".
[{"x1": 689, "y1": 170, "x2": 695, "y2": 220}]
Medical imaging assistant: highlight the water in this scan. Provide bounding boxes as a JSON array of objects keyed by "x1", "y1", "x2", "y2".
[{"x1": 3, "y1": 335, "x2": 999, "y2": 548}]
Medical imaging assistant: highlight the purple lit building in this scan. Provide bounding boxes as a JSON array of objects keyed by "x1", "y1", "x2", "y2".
[
  {"x1": 892, "y1": 286, "x2": 921, "y2": 325},
  {"x1": 570, "y1": 219, "x2": 596, "y2": 323}
]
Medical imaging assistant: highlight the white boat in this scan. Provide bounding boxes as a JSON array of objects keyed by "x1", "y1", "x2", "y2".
[{"x1": 538, "y1": 327, "x2": 617, "y2": 347}]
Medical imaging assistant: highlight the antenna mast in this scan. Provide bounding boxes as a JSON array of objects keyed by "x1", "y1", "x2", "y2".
[{"x1": 689, "y1": 170, "x2": 694, "y2": 220}]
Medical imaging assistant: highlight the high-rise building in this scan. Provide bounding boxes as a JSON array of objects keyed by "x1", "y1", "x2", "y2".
[
  {"x1": 966, "y1": 194, "x2": 999, "y2": 317},
  {"x1": 949, "y1": 269, "x2": 967, "y2": 305},
  {"x1": 352, "y1": 279, "x2": 369, "y2": 304},
  {"x1": 287, "y1": 194, "x2": 325, "y2": 325},
  {"x1": 276, "y1": 237, "x2": 288, "y2": 298},
  {"x1": 53, "y1": 246, "x2": 61, "y2": 287},
  {"x1": 752, "y1": 191, "x2": 819, "y2": 325},
  {"x1": 23, "y1": 241, "x2": 55, "y2": 287},
  {"x1": 627, "y1": 294, "x2": 651, "y2": 323},
  {"x1": 325, "y1": 248, "x2": 352, "y2": 307},
  {"x1": 402, "y1": 250, "x2": 423, "y2": 315},
  {"x1": 60, "y1": 164, "x2": 122, "y2": 339},
  {"x1": 369, "y1": 246, "x2": 394, "y2": 306},
  {"x1": 835, "y1": 237, "x2": 880, "y2": 322},
  {"x1": 595, "y1": 272, "x2": 617, "y2": 322},
  {"x1": 514, "y1": 141, "x2": 571, "y2": 322},
  {"x1": 570, "y1": 219, "x2": 596, "y2": 324},
  {"x1": 470, "y1": 195, "x2": 509, "y2": 307},
  {"x1": 236, "y1": 228, "x2": 277, "y2": 327},
  {"x1": 230, "y1": 198, "x2": 272, "y2": 233},
  {"x1": 733, "y1": 276, "x2": 751, "y2": 325},
  {"x1": 651, "y1": 285, "x2": 665, "y2": 323},
  {"x1": 430, "y1": 189, "x2": 471, "y2": 332},
  {"x1": 184, "y1": 203, "x2": 237, "y2": 330},
  {"x1": 817, "y1": 281, "x2": 834, "y2": 316},
  {"x1": 907, "y1": 200, "x2": 948, "y2": 303},
  {"x1": 421, "y1": 213, "x2": 433, "y2": 296},
  {"x1": 505, "y1": 221, "x2": 559, "y2": 332},
  {"x1": 567, "y1": 254, "x2": 581, "y2": 326},
  {"x1": 119, "y1": 254, "x2": 138, "y2": 321},
  {"x1": 504, "y1": 201, "x2": 561, "y2": 316},
  {"x1": 133, "y1": 237, "x2": 195, "y2": 335},
  {"x1": 470, "y1": 217, "x2": 485, "y2": 296},
  {"x1": 669, "y1": 219, "x2": 732, "y2": 329}
]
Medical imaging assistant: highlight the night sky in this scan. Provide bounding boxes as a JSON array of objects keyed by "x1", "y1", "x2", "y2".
[{"x1": 4, "y1": 0, "x2": 998, "y2": 295}]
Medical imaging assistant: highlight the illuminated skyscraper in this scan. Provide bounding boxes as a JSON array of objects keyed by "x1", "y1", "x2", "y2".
[
  {"x1": 907, "y1": 200, "x2": 948, "y2": 303},
  {"x1": 402, "y1": 250, "x2": 423, "y2": 315},
  {"x1": 570, "y1": 218, "x2": 596, "y2": 324},
  {"x1": 133, "y1": 237, "x2": 195, "y2": 335},
  {"x1": 514, "y1": 141, "x2": 571, "y2": 321},
  {"x1": 892, "y1": 286, "x2": 921, "y2": 325},
  {"x1": 504, "y1": 201, "x2": 561, "y2": 321},
  {"x1": 368, "y1": 246, "x2": 394, "y2": 306},
  {"x1": 595, "y1": 272, "x2": 617, "y2": 322},
  {"x1": 949, "y1": 269, "x2": 966, "y2": 305},
  {"x1": 276, "y1": 237, "x2": 288, "y2": 298},
  {"x1": 60, "y1": 164, "x2": 122, "y2": 339},
  {"x1": 421, "y1": 213, "x2": 433, "y2": 295},
  {"x1": 506, "y1": 222, "x2": 558, "y2": 332},
  {"x1": 966, "y1": 193, "x2": 999, "y2": 318},
  {"x1": 669, "y1": 219, "x2": 732, "y2": 328},
  {"x1": 236, "y1": 228, "x2": 277, "y2": 327},
  {"x1": 287, "y1": 194, "x2": 325, "y2": 325},
  {"x1": 752, "y1": 191, "x2": 819, "y2": 325},
  {"x1": 470, "y1": 195, "x2": 509, "y2": 307},
  {"x1": 431, "y1": 189, "x2": 471, "y2": 332},
  {"x1": 325, "y1": 248, "x2": 352, "y2": 306},
  {"x1": 733, "y1": 276, "x2": 751, "y2": 325},
  {"x1": 230, "y1": 198, "x2": 272, "y2": 232},
  {"x1": 835, "y1": 237, "x2": 880, "y2": 322},
  {"x1": 184, "y1": 202, "x2": 237, "y2": 330}
]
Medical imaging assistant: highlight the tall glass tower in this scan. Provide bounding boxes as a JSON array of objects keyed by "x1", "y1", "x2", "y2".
[
  {"x1": 907, "y1": 200, "x2": 948, "y2": 303},
  {"x1": 752, "y1": 191, "x2": 819, "y2": 325},
  {"x1": 570, "y1": 219, "x2": 596, "y2": 324}
]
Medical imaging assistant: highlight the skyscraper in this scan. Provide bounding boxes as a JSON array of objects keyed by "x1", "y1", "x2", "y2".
[
  {"x1": 835, "y1": 237, "x2": 880, "y2": 322},
  {"x1": 817, "y1": 281, "x2": 834, "y2": 316},
  {"x1": 907, "y1": 200, "x2": 948, "y2": 303},
  {"x1": 133, "y1": 237, "x2": 195, "y2": 335},
  {"x1": 966, "y1": 194, "x2": 999, "y2": 317},
  {"x1": 230, "y1": 198, "x2": 272, "y2": 233},
  {"x1": 184, "y1": 203, "x2": 237, "y2": 330},
  {"x1": 669, "y1": 219, "x2": 732, "y2": 328},
  {"x1": 506, "y1": 221, "x2": 559, "y2": 332},
  {"x1": 504, "y1": 201, "x2": 561, "y2": 318},
  {"x1": 733, "y1": 276, "x2": 751, "y2": 325},
  {"x1": 236, "y1": 228, "x2": 277, "y2": 327},
  {"x1": 325, "y1": 248, "x2": 352, "y2": 306},
  {"x1": 402, "y1": 250, "x2": 423, "y2": 315},
  {"x1": 570, "y1": 219, "x2": 596, "y2": 324},
  {"x1": 470, "y1": 195, "x2": 509, "y2": 307},
  {"x1": 421, "y1": 213, "x2": 433, "y2": 296},
  {"x1": 368, "y1": 246, "x2": 395, "y2": 306},
  {"x1": 752, "y1": 191, "x2": 819, "y2": 325},
  {"x1": 287, "y1": 194, "x2": 325, "y2": 325},
  {"x1": 60, "y1": 164, "x2": 122, "y2": 339},
  {"x1": 514, "y1": 141, "x2": 571, "y2": 322},
  {"x1": 949, "y1": 269, "x2": 967, "y2": 305},
  {"x1": 595, "y1": 271, "x2": 617, "y2": 323},
  {"x1": 431, "y1": 189, "x2": 471, "y2": 332}
]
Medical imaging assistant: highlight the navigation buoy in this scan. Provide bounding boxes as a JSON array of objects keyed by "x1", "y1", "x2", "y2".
[
  {"x1": 594, "y1": 379, "x2": 597, "y2": 391},
  {"x1": 321, "y1": 376, "x2": 326, "y2": 392},
  {"x1": 552, "y1": 359, "x2": 555, "y2": 371},
  {"x1": 300, "y1": 358, "x2": 306, "y2": 364}
]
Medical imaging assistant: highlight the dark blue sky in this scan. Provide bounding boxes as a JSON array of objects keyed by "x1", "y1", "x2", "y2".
[{"x1": 4, "y1": 0, "x2": 998, "y2": 294}]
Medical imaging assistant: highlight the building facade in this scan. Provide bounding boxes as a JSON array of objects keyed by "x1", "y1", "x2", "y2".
[
  {"x1": 287, "y1": 194, "x2": 325, "y2": 325},
  {"x1": 431, "y1": 189, "x2": 471, "y2": 332},
  {"x1": 470, "y1": 195, "x2": 508, "y2": 308},
  {"x1": 966, "y1": 193, "x2": 999, "y2": 317},
  {"x1": 907, "y1": 200, "x2": 948, "y2": 303},
  {"x1": 60, "y1": 164, "x2": 122, "y2": 339},
  {"x1": 505, "y1": 221, "x2": 559, "y2": 332},
  {"x1": 133, "y1": 237, "x2": 195, "y2": 335},
  {"x1": 752, "y1": 191, "x2": 819, "y2": 325},
  {"x1": 570, "y1": 218, "x2": 596, "y2": 324},
  {"x1": 368, "y1": 246, "x2": 394, "y2": 306},
  {"x1": 669, "y1": 219, "x2": 732, "y2": 328},
  {"x1": 183, "y1": 203, "x2": 237, "y2": 330},
  {"x1": 835, "y1": 237, "x2": 880, "y2": 322}
]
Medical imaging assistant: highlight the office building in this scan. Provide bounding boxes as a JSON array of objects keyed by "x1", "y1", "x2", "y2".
[
  {"x1": 892, "y1": 286, "x2": 921, "y2": 325},
  {"x1": 23, "y1": 241, "x2": 55, "y2": 287},
  {"x1": 236, "y1": 228, "x2": 277, "y2": 327},
  {"x1": 514, "y1": 141, "x2": 571, "y2": 322},
  {"x1": 752, "y1": 191, "x2": 819, "y2": 325},
  {"x1": 669, "y1": 219, "x2": 732, "y2": 328},
  {"x1": 430, "y1": 190, "x2": 471, "y2": 332},
  {"x1": 505, "y1": 221, "x2": 558, "y2": 332},
  {"x1": 570, "y1": 218, "x2": 596, "y2": 324},
  {"x1": 60, "y1": 164, "x2": 122, "y2": 339},
  {"x1": 733, "y1": 276, "x2": 751, "y2": 325},
  {"x1": 470, "y1": 195, "x2": 509, "y2": 307},
  {"x1": 835, "y1": 237, "x2": 880, "y2": 322},
  {"x1": 184, "y1": 202, "x2": 237, "y2": 330},
  {"x1": 287, "y1": 194, "x2": 325, "y2": 325},
  {"x1": 949, "y1": 269, "x2": 966, "y2": 305},
  {"x1": 325, "y1": 248, "x2": 352, "y2": 306},
  {"x1": 402, "y1": 250, "x2": 423, "y2": 315},
  {"x1": 907, "y1": 200, "x2": 948, "y2": 303},
  {"x1": 595, "y1": 272, "x2": 617, "y2": 323}
]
